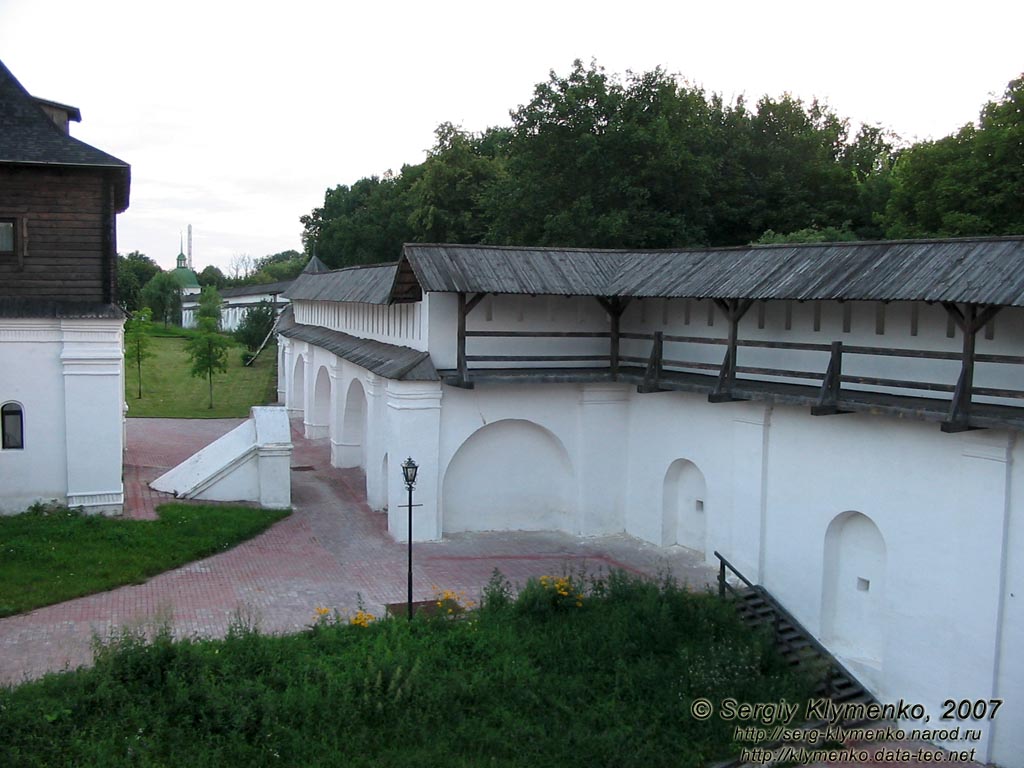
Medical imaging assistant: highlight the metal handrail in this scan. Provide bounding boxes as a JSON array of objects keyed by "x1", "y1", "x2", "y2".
[
  {"x1": 712, "y1": 550, "x2": 875, "y2": 705},
  {"x1": 713, "y1": 550, "x2": 755, "y2": 597}
]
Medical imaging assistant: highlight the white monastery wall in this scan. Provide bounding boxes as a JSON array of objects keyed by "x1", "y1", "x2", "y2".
[
  {"x1": 293, "y1": 299, "x2": 425, "y2": 351},
  {"x1": 279, "y1": 293, "x2": 1024, "y2": 766},
  {"x1": 0, "y1": 318, "x2": 124, "y2": 514},
  {"x1": 993, "y1": 434, "x2": 1024, "y2": 763}
]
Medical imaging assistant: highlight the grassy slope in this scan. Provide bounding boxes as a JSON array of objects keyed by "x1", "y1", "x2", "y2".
[
  {"x1": 125, "y1": 331, "x2": 278, "y2": 418},
  {"x1": 0, "y1": 573, "x2": 817, "y2": 768},
  {"x1": 0, "y1": 505, "x2": 289, "y2": 617}
]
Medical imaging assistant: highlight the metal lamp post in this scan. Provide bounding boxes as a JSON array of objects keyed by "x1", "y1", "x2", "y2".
[{"x1": 401, "y1": 457, "x2": 419, "y2": 620}]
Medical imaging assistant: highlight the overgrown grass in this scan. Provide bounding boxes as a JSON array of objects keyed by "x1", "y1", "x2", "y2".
[
  {"x1": 0, "y1": 571, "x2": 817, "y2": 767},
  {"x1": 125, "y1": 332, "x2": 278, "y2": 418},
  {"x1": 0, "y1": 504, "x2": 289, "y2": 617}
]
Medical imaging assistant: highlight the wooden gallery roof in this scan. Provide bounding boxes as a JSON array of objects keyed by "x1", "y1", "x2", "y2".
[{"x1": 390, "y1": 238, "x2": 1024, "y2": 307}]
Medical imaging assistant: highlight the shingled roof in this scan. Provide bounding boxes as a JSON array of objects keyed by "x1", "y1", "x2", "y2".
[
  {"x1": 285, "y1": 262, "x2": 397, "y2": 304},
  {"x1": 393, "y1": 237, "x2": 1024, "y2": 307},
  {"x1": 0, "y1": 57, "x2": 130, "y2": 211}
]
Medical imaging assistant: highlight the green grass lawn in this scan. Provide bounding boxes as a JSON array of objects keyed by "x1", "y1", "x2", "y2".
[
  {"x1": 125, "y1": 331, "x2": 278, "y2": 418},
  {"x1": 0, "y1": 572, "x2": 817, "y2": 767},
  {"x1": 0, "y1": 504, "x2": 289, "y2": 618}
]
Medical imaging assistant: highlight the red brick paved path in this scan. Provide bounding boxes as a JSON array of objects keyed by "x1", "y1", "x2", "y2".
[{"x1": 0, "y1": 417, "x2": 714, "y2": 685}]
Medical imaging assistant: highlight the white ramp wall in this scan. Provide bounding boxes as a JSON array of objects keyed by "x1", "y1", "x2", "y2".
[{"x1": 151, "y1": 406, "x2": 292, "y2": 509}]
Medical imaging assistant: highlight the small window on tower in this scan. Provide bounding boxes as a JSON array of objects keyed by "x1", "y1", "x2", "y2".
[
  {"x1": 0, "y1": 220, "x2": 14, "y2": 254},
  {"x1": 2, "y1": 402, "x2": 24, "y2": 449}
]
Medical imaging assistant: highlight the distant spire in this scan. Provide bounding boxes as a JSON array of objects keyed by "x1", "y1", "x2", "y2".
[{"x1": 176, "y1": 233, "x2": 187, "y2": 269}]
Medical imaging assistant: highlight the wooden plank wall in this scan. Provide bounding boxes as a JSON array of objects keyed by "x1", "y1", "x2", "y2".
[{"x1": 0, "y1": 166, "x2": 112, "y2": 302}]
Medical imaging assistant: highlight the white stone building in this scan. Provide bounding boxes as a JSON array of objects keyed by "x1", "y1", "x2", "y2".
[
  {"x1": 182, "y1": 279, "x2": 293, "y2": 331},
  {"x1": 0, "y1": 58, "x2": 130, "y2": 515},
  {"x1": 278, "y1": 240, "x2": 1024, "y2": 767}
]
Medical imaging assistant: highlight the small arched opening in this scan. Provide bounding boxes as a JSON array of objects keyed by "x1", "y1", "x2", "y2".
[
  {"x1": 661, "y1": 459, "x2": 708, "y2": 554},
  {"x1": 822, "y1": 511, "x2": 887, "y2": 668}
]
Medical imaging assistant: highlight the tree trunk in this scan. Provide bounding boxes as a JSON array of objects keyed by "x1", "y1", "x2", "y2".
[{"x1": 208, "y1": 369, "x2": 214, "y2": 409}]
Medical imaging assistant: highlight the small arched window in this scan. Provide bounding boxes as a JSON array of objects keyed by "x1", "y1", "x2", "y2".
[{"x1": 2, "y1": 402, "x2": 24, "y2": 449}]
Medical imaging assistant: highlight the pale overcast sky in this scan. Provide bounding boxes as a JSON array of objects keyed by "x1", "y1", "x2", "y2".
[{"x1": 1, "y1": 0, "x2": 1020, "y2": 272}]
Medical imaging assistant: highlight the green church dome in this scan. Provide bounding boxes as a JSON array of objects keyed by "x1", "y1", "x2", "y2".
[{"x1": 171, "y1": 250, "x2": 200, "y2": 289}]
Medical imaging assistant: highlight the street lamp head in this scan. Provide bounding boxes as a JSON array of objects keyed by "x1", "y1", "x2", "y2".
[{"x1": 402, "y1": 456, "x2": 418, "y2": 488}]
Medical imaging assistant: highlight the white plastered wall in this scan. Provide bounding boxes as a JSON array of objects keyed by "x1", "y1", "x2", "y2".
[{"x1": 0, "y1": 317, "x2": 124, "y2": 514}]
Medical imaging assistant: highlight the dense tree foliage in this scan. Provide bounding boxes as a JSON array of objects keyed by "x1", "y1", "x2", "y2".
[
  {"x1": 117, "y1": 252, "x2": 161, "y2": 313},
  {"x1": 881, "y1": 76, "x2": 1024, "y2": 238},
  {"x1": 247, "y1": 250, "x2": 308, "y2": 284},
  {"x1": 299, "y1": 62, "x2": 1021, "y2": 267},
  {"x1": 197, "y1": 265, "x2": 227, "y2": 289},
  {"x1": 141, "y1": 272, "x2": 183, "y2": 327},
  {"x1": 234, "y1": 301, "x2": 277, "y2": 353}
]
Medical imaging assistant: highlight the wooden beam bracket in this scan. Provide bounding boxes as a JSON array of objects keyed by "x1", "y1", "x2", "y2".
[
  {"x1": 464, "y1": 292, "x2": 487, "y2": 315},
  {"x1": 637, "y1": 331, "x2": 665, "y2": 393},
  {"x1": 941, "y1": 303, "x2": 1001, "y2": 432},
  {"x1": 708, "y1": 298, "x2": 753, "y2": 403}
]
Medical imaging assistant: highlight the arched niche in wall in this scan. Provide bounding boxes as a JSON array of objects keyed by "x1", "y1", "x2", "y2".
[
  {"x1": 291, "y1": 354, "x2": 306, "y2": 415},
  {"x1": 310, "y1": 366, "x2": 332, "y2": 434},
  {"x1": 442, "y1": 419, "x2": 575, "y2": 534},
  {"x1": 338, "y1": 378, "x2": 367, "y2": 469},
  {"x1": 661, "y1": 459, "x2": 708, "y2": 553},
  {"x1": 380, "y1": 452, "x2": 389, "y2": 510},
  {"x1": 821, "y1": 511, "x2": 887, "y2": 669}
]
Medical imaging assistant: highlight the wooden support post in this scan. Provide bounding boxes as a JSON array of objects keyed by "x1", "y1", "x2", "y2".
[
  {"x1": 941, "y1": 303, "x2": 1001, "y2": 432},
  {"x1": 811, "y1": 341, "x2": 850, "y2": 415},
  {"x1": 638, "y1": 331, "x2": 664, "y2": 393},
  {"x1": 596, "y1": 297, "x2": 630, "y2": 380},
  {"x1": 457, "y1": 292, "x2": 468, "y2": 384},
  {"x1": 709, "y1": 298, "x2": 752, "y2": 403},
  {"x1": 453, "y1": 292, "x2": 487, "y2": 389}
]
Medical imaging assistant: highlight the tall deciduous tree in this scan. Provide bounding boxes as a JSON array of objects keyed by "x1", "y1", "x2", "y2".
[
  {"x1": 301, "y1": 167, "x2": 423, "y2": 269},
  {"x1": 141, "y1": 272, "x2": 183, "y2": 327},
  {"x1": 117, "y1": 251, "x2": 161, "y2": 313},
  {"x1": 882, "y1": 76, "x2": 1024, "y2": 238},
  {"x1": 197, "y1": 285, "x2": 223, "y2": 329},
  {"x1": 124, "y1": 307, "x2": 153, "y2": 399},
  {"x1": 407, "y1": 123, "x2": 504, "y2": 244},
  {"x1": 197, "y1": 265, "x2": 227, "y2": 289},
  {"x1": 185, "y1": 318, "x2": 230, "y2": 409}
]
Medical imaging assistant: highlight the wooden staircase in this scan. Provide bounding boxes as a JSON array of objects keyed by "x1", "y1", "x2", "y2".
[{"x1": 712, "y1": 552, "x2": 877, "y2": 767}]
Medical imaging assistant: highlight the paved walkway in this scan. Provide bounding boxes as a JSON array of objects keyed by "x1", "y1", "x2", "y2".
[{"x1": 0, "y1": 417, "x2": 715, "y2": 685}]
